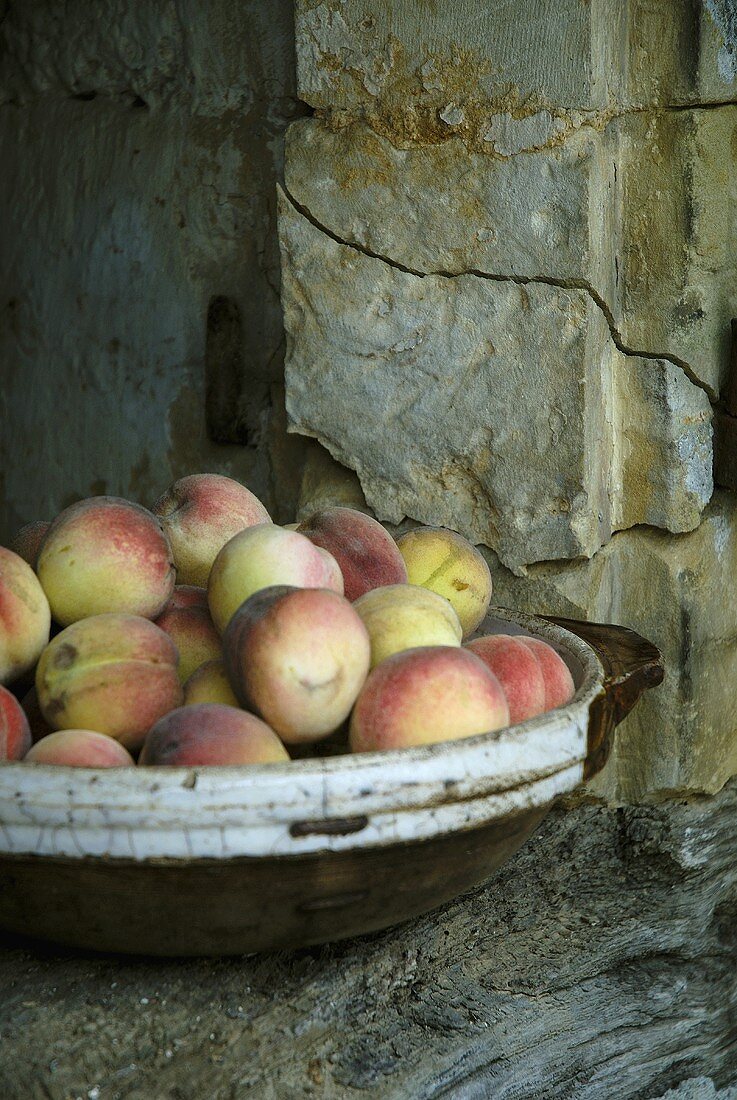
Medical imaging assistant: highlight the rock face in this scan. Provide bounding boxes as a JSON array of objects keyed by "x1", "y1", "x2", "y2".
[
  {"x1": 295, "y1": 0, "x2": 735, "y2": 114},
  {"x1": 285, "y1": 107, "x2": 737, "y2": 397},
  {"x1": 281, "y1": 193, "x2": 712, "y2": 574},
  {"x1": 2, "y1": 784, "x2": 736, "y2": 1097},
  {"x1": 486, "y1": 493, "x2": 737, "y2": 804}
]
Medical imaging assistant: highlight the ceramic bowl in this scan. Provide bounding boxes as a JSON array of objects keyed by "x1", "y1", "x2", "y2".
[{"x1": 0, "y1": 609, "x2": 662, "y2": 955}]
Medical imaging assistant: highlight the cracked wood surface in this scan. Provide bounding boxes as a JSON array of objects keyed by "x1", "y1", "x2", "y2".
[{"x1": 1, "y1": 784, "x2": 736, "y2": 1098}]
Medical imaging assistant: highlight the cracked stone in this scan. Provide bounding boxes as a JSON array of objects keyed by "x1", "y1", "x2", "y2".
[
  {"x1": 279, "y1": 190, "x2": 712, "y2": 574},
  {"x1": 485, "y1": 493, "x2": 737, "y2": 803},
  {"x1": 286, "y1": 111, "x2": 737, "y2": 396}
]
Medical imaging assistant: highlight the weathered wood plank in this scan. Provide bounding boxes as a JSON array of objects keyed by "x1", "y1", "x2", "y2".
[{"x1": 1, "y1": 785, "x2": 736, "y2": 1098}]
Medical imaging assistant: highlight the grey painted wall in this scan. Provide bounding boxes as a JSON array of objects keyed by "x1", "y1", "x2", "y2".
[{"x1": 0, "y1": 0, "x2": 308, "y2": 542}]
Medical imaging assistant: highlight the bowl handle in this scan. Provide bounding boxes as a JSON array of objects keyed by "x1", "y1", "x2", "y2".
[{"x1": 540, "y1": 617, "x2": 665, "y2": 780}]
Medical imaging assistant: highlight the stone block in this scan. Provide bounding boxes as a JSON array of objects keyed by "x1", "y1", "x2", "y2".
[
  {"x1": 295, "y1": 0, "x2": 735, "y2": 115},
  {"x1": 285, "y1": 116, "x2": 618, "y2": 303},
  {"x1": 617, "y1": 105, "x2": 737, "y2": 397},
  {"x1": 296, "y1": 441, "x2": 368, "y2": 519},
  {"x1": 279, "y1": 191, "x2": 712, "y2": 574},
  {"x1": 485, "y1": 493, "x2": 737, "y2": 803},
  {"x1": 286, "y1": 108, "x2": 737, "y2": 397}
]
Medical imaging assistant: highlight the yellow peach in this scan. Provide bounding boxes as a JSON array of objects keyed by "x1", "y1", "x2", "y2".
[
  {"x1": 354, "y1": 584, "x2": 462, "y2": 669},
  {"x1": 396, "y1": 527, "x2": 492, "y2": 638}
]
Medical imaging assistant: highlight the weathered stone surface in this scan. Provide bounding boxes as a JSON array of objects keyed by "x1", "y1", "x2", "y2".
[
  {"x1": 296, "y1": 441, "x2": 369, "y2": 519},
  {"x1": 286, "y1": 109, "x2": 737, "y2": 397},
  {"x1": 295, "y1": 0, "x2": 736, "y2": 116},
  {"x1": 0, "y1": 0, "x2": 307, "y2": 541},
  {"x1": 485, "y1": 493, "x2": 737, "y2": 804},
  {"x1": 280, "y1": 192, "x2": 712, "y2": 573},
  {"x1": 2, "y1": 783, "x2": 736, "y2": 1098},
  {"x1": 617, "y1": 105, "x2": 737, "y2": 396},
  {"x1": 0, "y1": 0, "x2": 283, "y2": 113},
  {"x1": 285, "y1": 116, "x2": 617, "y2": 302}
]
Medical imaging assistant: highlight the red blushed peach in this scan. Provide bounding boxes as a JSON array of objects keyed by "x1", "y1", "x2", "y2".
[
  {"x1": 37, "y1": 497, "x2": 175, "y2": 627},
  {"x1": 224, "y1": 586, "x2": 370, "y2": 743},
  {"x1": 0, "y1": 546, "x2": 51, "y2": 684},
  {"x1": 139, "y1": 704, "x2": 289, "y2": 766},
  {"x1": 9, "y1": 521, "x2": 50, "y2": 568},
  {"x1": 36, "y1": 614, "x2": 183, "y2": 751},
  {"x1": 0, "y1": 684, "x2": 32, "y2": 760},
  {"x1": 519, "y1": 637, "x2": 575, "y2": 711},
  {"x1": 183, "y1": 660, "x2": 239, "y2": 707},
  {"x1": 349, "y1": 646, "x2": 509, "y2": 753},
  {"x1": 165, "y1": 585, "x2": 209, "y2": 611},
  {"x1": 155, "y1": 598, "x2": 221, "y2": 684},
  {"x1": 465, "y1": 635, "x2": 546, "y2": 725},
  {"x1": 208, "y1": 525, "x2": 343, "y2": 634},
  {"x1": 151, "y1": 474, "x2": 272, "y2": 588},
  {"x1": 24, "y1": 730, "x2": 135, "y2": 767},
  {"x1": 21, "y1": 686, "x2": 54, "y2": 743},
  {"x1": 297, "y1": 507, "x2": 407, "y2": 601}
]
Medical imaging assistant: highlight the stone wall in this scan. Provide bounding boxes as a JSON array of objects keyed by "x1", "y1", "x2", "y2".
[
  {"x1": 280, "y1": 0, "x2": 737, "y2": 804},
  {"x1": 0, "y1": 0, "x2": 307, "y2": 540}
]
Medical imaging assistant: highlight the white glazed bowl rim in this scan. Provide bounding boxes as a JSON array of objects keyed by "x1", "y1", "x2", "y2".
[{"x1": 0, "y1": 608, "x2": 604, "y2": 860}]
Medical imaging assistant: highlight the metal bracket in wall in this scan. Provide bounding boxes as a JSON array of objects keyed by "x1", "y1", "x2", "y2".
[{"x1": 713, "y1": 319, "x2": 737, "y2": 490}]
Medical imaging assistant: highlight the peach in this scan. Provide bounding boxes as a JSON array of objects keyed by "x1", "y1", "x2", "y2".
[
  {"x1": 0, "y1": 684, "x2": 32, "y2": 760},
  {"x1": 519, "y1": 637, "x2": 576, "y2": 710},
  {"x1": 350, "y1": 645, "x2": 509, "y2": 753},
  {"x1": 139, "y1": 704, "x2": 289, "y2": 766},
  {"x1": 23, "y1": 729, "x2": 135, "y2": 767},
  {"x1": 465, "y1": 634, "x2": 546, "y2": 724},
  {"x1": 183, "y1": 660, "x2": 239, "y2": 707},
  {"x1": 9, "y1": 521, "x2": 50, "y2": 568},
  {"x1": 36, "y1": 613, "x2": 183, "y2": 751},
  {"x1": 354, "y1": 584, "x2": 462, "y2": 669},
  {"x1": 208, "y1": 524, "x2": 343, "y2": 634},
  {"x1": 297, "y1": 507, "x2": 407, "y2": 601},
  {"x1": 151, "y1": 474, "x2": 271, "y2": 588},
  {"x1": 396, "y1": 526, "x2": 493, "y2": 638},
  {"x1": 37, "y1": 497, "x2": 175, "y2": 627},
  {"x1": 165, "y1": 585, "x2": 209, "y2": 610},
  {"x1": 155, "y1": 591, "x2": 221, "y2": 684},
  {"x1": 21, "y1": 686, "x2": 55, "y2": 743},
  {"x1": 0, "y1": 546, "x2": 51, "y2": 684},
  {"x1": 224, "y1": 586, "x2": 370, "y2": 743}
]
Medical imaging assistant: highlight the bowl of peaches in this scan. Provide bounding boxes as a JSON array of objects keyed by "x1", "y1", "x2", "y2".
[{"x1": 0, "y1": 475, "x2": 662, "y2": 955}]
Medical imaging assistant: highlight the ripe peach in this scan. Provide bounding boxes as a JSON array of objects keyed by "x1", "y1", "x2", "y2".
[
  {"x1": 0, "y1": 546, "x2": 51, "y2": 684},
  {"x1": 519, "y1": 637, "x2": 575, "y2": 710},
  {"x1": 183, "y1": 660, "x2": 239, "y2": 707},
  {"x1": 349, "y1": 646, "x2": 509, "y2": 753},
  {"x1": 297, "y1": 507, "x2": 407, "y2": 601},
  {"x1": 151, "y1": 474, "x2": 271, "y2": 588},
  {"x1": 36, "y1": 613, "x2": 183, "y2": 751},
  {"x1": 465, "y1": 634, "x2": 546, "y2": 724},
  {"x1": 208, "y1": 524, "x2": 343, "y2": 634},
  {"x1": 21, "y1": 686, "x2": 54, "y2": 743},
  {"x1": 0, "y1": 684, "x2": 32, "y2": 760},
  {"x1": 155, "y1": 591, "x2": 221, "y2": 684},
  {"x1": 24, "y1": 729, "x2": 135, "y2": 767},
  {"x1": 36, "y1": 497, "x2": 175, "y2": 627},
  {"x1": 224, "y1": 586, "x2": 370, "y2": 743},
  {"x1": 139, "y1": 704, "x2": 289, "y2": 766},
  {"x1": 165, "y1": 585, "x2": 209, "y2": 610},
  {"x1": 396, "y1": 527, "x2": 493, "y2": 638},
  {"x1": 354, "y1": 584, "x2": 462, "y2": 669},
  {"x1": 9, "y1": 521, "x2": 50, "y2": 568}
]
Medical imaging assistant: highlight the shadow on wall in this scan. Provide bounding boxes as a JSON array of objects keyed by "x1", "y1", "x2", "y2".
[{"x1": 0, "y1": 0, "x2": 311, "y2": 542}]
